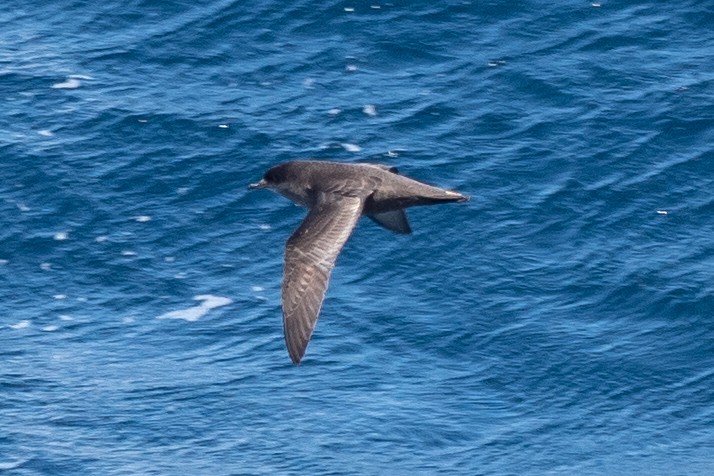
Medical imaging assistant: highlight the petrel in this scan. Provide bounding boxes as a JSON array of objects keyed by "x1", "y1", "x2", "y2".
[{"x1": 249, "y1": 160, "x2": 468, "y2": 364}]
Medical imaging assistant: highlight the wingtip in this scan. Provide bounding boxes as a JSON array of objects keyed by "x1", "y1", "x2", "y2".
[{"x1": 286, "y1": 335, "x2": 308, "y2": 365}]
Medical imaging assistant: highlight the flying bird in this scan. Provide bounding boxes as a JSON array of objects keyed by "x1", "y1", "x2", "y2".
[{"x1": 249, "y1": 160, "x2": 468, "y2": 364}]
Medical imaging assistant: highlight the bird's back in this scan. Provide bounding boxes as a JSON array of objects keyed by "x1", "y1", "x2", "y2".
[{"x1": 273, "y1": 160, "x2": 467, "y2": 213}]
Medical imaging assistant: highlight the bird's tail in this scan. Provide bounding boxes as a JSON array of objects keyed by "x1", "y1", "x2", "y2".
[
  {"x1": 426, "y1": 189, "x2": 469, "y2": 203},
  {"x1": 416, "y1": 184, "x2": 469, "y2": 204}
]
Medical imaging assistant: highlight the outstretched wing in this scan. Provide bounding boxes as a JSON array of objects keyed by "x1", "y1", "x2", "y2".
[
  {"x1": 282, "y1": 193, "x2": 363, "y2": 364},
  {"x1": 367, "y1": 209, "x2": 412, "y2": 234}
]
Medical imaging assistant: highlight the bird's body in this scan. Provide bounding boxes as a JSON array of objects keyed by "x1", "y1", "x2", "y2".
[{"x1": 249, "y1": 160, "x2": 468, "y2": 364}]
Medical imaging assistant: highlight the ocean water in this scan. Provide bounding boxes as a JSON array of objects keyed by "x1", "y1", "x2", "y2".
[{"x1": 2, "y1": 1, "x2": 713, "y2": 474}]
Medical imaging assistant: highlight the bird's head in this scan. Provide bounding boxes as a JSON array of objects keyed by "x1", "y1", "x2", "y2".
[{"x1": 248, "y1": 163, "x2": 292, "y2": 190}]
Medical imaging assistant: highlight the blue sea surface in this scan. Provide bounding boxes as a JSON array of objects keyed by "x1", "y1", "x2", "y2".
[{"x1": 2, "y1": 1, "x2": 713, "y2": 474}]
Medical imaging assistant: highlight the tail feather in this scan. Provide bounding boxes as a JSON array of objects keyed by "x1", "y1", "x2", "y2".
[{"x1": 426, "y1": 189, "x2": 469, "y2": 203}]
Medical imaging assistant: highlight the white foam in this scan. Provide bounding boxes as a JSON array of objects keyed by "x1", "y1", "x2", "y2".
[
  {"x1": 59, "y1": 315, "x2": 74, "y2": 321},
  {"x1": 42, "y1": 325, "x2": 59, "y2": 332},
  {"x1": 341, "y1": 143, "x2": 362, "y2": 152},
  {"x1": 345, "y1": 64, "x2": 358, "y2": 72},
  {"x1": 53, "y1": 294, "x2": 67, "y2": 300},
  {"x1": 134, "y1": 215, "x2": 152, "y2": 223},
  {"x1": 9, "y1": 320, "x2": 30, "y2": 330},
  {"x1": 95, "y1": 235, "x2": 109, "y2": 243},
  {"x1": 157, "y1": 295, "x2": 233, "y2": 322},
  {"x1": 53, "y1": 231, "x2": 69, "y2": 241},
  {"x1": 327, "y1": 108, "x2": 342, "y2": 116},
  {"x1": 258, "y1": 224, "x2": 272, "y2": 230},
  {"x1": 38, "y1": 129, "x2": 54, "y2": 137},
  {"x1": 52, "y1": 78, "x2": 81, "y2": 89},
  {"x1": 0, "y1": 259, "x2": 8, "y2": 265},
  {"x1": 0, "y1": 459, "x2": 26, "y2": 471},
  {"x1": 40, "y1": 262, "x2": 52, "y2": 271},
  {"x1": 363, "y1": 104, "x2": 377, "y2": 116},
  {"x1": 121, "y1": 250, "x2": 137, "y2": 257}
]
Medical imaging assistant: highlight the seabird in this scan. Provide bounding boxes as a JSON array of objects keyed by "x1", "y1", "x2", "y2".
[{"x1": 249, "y1": 160, "x2": 468, "y2": 364}]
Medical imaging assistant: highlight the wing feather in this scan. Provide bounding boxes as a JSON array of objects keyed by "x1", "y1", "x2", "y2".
[{"x1": 282, "y1": 193, "x2": 363, "y2": 364}]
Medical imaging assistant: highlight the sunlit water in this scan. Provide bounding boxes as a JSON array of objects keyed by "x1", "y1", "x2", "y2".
[{"x1": 2, "y1": 2, "x2": 713, "y2": 475}]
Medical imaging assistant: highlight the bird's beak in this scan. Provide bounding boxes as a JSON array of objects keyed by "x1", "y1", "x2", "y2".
[{"x1": 248, "y1": 179, "x2": 268, "y2": 190}]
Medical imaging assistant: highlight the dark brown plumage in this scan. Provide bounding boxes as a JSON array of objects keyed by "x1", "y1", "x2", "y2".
[{"x1": 249, "y1": 160, "x2": 468, "y2": 364}]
